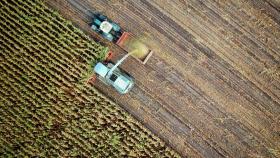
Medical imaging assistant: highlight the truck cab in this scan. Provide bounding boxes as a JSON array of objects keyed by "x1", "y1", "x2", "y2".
[{"x1": 91, "y1": 13, "x2": 122, "y2": 42}]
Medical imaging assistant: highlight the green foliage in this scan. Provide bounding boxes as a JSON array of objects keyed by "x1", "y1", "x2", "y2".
[
  {"x1": 110, "y1": 133, "x2": 121, "y2": 147},
  {"x1": 0, "y1": 0, "x2": 180, "y2": 157}
]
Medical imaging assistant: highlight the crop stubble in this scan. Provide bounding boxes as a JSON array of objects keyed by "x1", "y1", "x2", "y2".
[{"x1": 44, "y1": 0, "x2": 280, "y2": 157}]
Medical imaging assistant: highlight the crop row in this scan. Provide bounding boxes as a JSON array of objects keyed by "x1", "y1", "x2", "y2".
[{"x1": 0, "y1": 0, "x2": 179, "y2": 157}]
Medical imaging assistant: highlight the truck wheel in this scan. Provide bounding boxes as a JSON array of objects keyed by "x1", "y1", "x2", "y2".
[
  {"x1": 112, "y1": 22, "x2": 121, "y2": 32},
  {"x1": 97, "y1": 14, "x2": 107, "y2": 21},
  {"x1": 93, "y1": 18, "x2": 102, "y2": 26},
  {"x1": 91, "y1": 24, "x2": 98, "y2": 31},
  {"x1": 102, "y1": 33, "x2": 114, "y2": 41}
]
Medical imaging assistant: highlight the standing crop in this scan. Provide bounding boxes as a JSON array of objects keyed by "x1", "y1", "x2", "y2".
[{"x1": 0, "y1": 0, "x2": 180, "y2": 157}]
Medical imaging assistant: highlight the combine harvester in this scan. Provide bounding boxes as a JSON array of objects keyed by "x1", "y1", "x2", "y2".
[{"x1": 90, "y1": 13, "x2": 153, "y2": 94}]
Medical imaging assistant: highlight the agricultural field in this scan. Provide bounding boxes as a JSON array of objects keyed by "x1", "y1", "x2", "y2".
[
  {"x1": 0, "y1": 0, "x2": 180, "y2": 157},
  {"x1": 46, "y1": 0, "x2": 280, "y2": 157}
]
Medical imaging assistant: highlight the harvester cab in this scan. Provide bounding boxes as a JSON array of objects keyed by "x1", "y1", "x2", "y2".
[
  {"x1": 93, "y1": 53, "x2": 134, "y2": 94},
  {"x1": 90, "y1": 13, "x2": 153, "y2": 94}
]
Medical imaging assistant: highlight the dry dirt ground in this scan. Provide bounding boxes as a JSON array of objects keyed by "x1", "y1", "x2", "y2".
[{"x1": 46, "y1": 0, "x2": 280, "y2": 157}]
